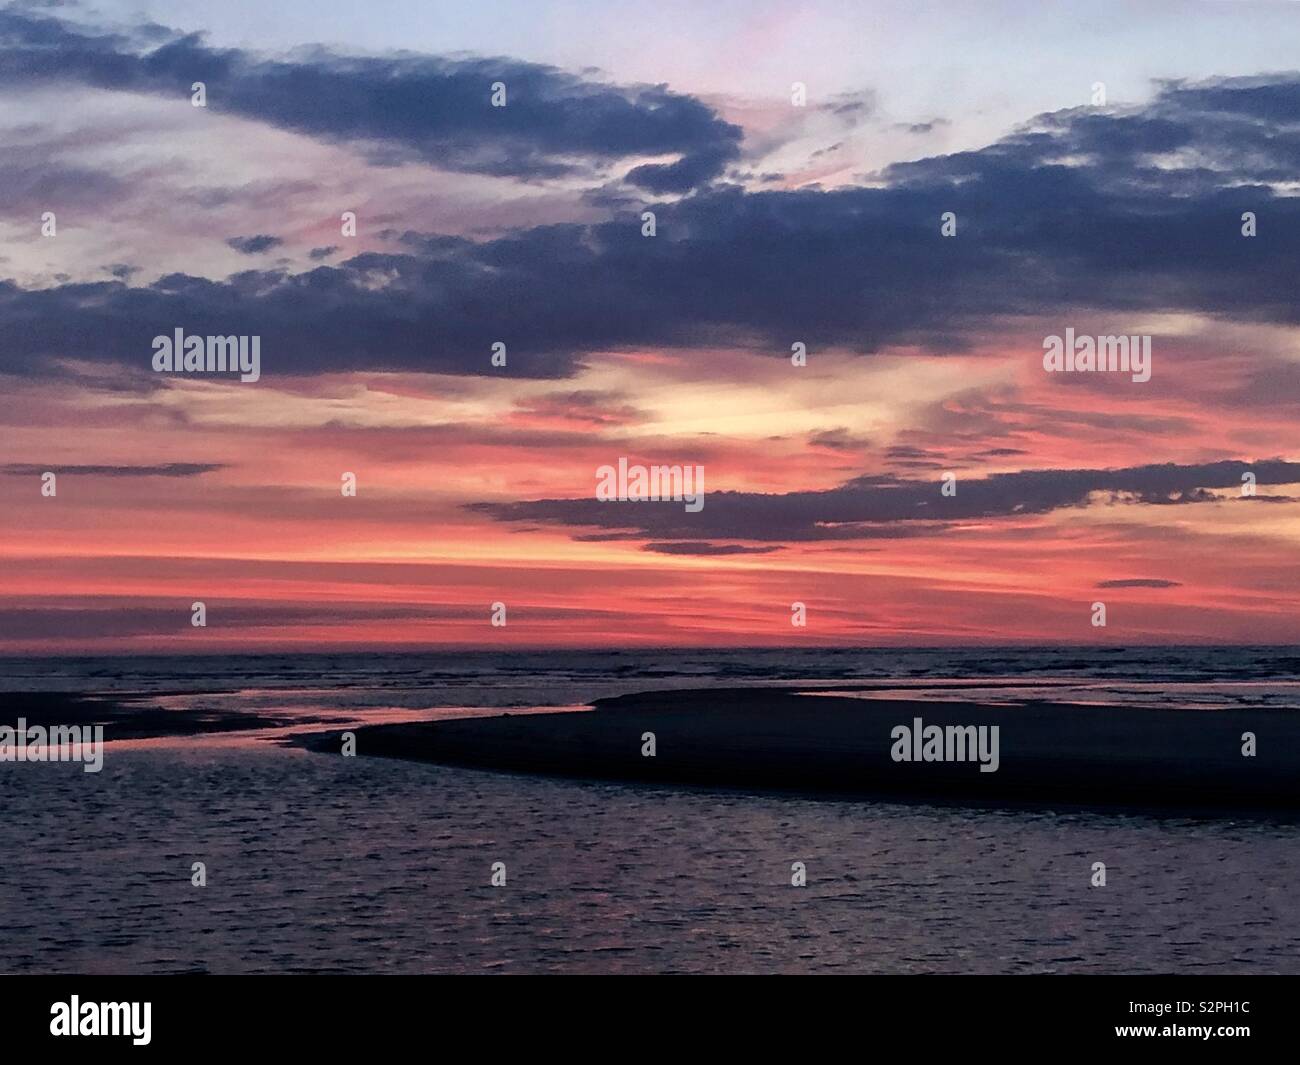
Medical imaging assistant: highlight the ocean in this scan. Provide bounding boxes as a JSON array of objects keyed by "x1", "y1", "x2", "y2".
[{"x1": 2, "y1": 647, "x2": 1298, "y2": 974}]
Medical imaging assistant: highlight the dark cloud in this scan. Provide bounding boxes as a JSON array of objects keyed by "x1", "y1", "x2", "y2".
[
  {"x1": 0, "y1": 10, "x2": 741, "y2": 190},
  {"x1": 471, "y1": 459, "x2": 1300, "y2": 543},
  {"x1": 810, "y1": 429, "x2": 872, "y2": 451},
  {"x1": 1096, "y1": 578, "x2": 1182, "y2": 588},
  {"x1": 0, "y1": 595, "x2": 620, "y2": 639},
  {"x1": 0, "y1": 599, "x2": 467, "y2": 640},
  {"x1": 1, "y1": 35, "x2": 1298, "y2": 379},
  {"x1": 886, "y1": 445, "x2": 946, "y2": 466},
  {"x1": 512, "y1": 389, "x2": 645, "y2": 427},
  {"x1": 897, "y1": 119, "x2": 949, "y2": 134},
  {"x1": 308, "y1": 245, "x2": 339, "y2": 260},
  {"x1": 226, "y1": 234, "x2": 283, "y2": 255},
  {"x1": 642, "y1": 541, "x2": 784, "y2": 556},
  {"x1": 626, "y1": 144, "x2": 740, "y2": 195},
  {"x1": 0, "y1": 462, "x2": 223, "y2": 476},
  {"x1": 824, "y1": 90, "x2": 877, "y2": 118}
]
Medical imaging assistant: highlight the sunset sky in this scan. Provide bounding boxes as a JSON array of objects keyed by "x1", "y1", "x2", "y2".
[{"x1": 2, "y1": 0, "x2": 1298, "y2": 652}]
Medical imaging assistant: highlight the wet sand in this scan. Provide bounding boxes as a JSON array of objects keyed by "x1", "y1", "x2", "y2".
[
  {"x1": 304, "y1": 687, "x2": 1300, "y2": 812},
  {"x1": 2, "y1": 691, "x2": 270, "y2": 738}
]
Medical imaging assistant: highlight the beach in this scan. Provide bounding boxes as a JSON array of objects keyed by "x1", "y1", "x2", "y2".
[{"x1": 3, "y1": 649, "x2": 1299, "y2": 974}]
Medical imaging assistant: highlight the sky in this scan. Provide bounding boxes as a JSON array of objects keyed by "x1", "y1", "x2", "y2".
[{"x1": 1, "y1": 0, "x2": 1299, "y2": 652}]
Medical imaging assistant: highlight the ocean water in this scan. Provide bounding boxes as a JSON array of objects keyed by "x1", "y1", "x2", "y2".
[
  {"x1": 6, "y1": 645, "x2": 1300, "y2": 712},
  {"x1": 1, "y1": 647, "x2": 1298, "y2": 974}
]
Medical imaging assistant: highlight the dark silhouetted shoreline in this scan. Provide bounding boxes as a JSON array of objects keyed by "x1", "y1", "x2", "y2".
[{"x1": 303, "y1": 687, "x2": 1300, "y2": 812}]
